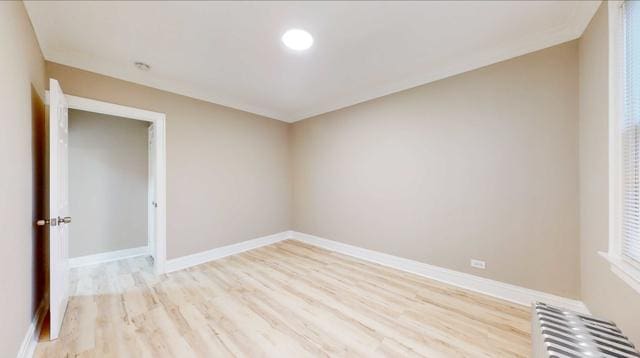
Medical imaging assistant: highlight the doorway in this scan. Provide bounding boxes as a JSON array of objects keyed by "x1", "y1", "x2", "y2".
[
  {"x1": 45, "y1": 81, "x2": 167, "y2": 340},
  {"x1": 67, "y1": 109, "x2": 151, "y2": 266},
  {"x1": 64, "y1": 95, "x2": 167, "y2": 274}
]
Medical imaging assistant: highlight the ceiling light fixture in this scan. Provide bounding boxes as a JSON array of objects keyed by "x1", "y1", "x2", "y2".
[
  {"x1": 281, "y1": 29, "x2": 313, "y2": 51},
  {"x1": 134, "y1": 61, "x2": 151, "y2": 71}
]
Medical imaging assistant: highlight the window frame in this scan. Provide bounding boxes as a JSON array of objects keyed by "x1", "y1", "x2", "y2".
[{"x1": 604, "y1": 0, "x2": 640, "y2": 294}]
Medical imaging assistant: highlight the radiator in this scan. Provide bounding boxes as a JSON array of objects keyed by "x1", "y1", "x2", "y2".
[{"x1": 532, "y1": 302, "x2": 640, "y2": 358}]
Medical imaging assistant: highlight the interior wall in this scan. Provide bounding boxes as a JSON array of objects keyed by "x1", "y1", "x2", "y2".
[
  {"x1": 68, "y1": 109, "x2": 149, "y2": 258},
  {"x1": 0, "y1": 2, "x2": 47, "y2": 357},
  {"x1": 46, "y1": 62, "x2": 292, "y2": 260},
  {"x1": 292, "y1": 40, "x2": 580, "y2": 299},
  {"x1": 9, "y1": 0, "x2": 636, "y2": 349},
  {"x1": 578, "y1": 3, "x2": 640, "y2": 343}
]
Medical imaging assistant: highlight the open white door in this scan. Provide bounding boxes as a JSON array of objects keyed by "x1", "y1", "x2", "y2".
[{"x1": 49, "y1": 79, "x2": 71, "y2": 340}]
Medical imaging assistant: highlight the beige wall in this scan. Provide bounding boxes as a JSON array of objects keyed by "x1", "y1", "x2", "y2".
[
  {"x1": 69, "y1": 110, "x2": 149, "y2": 257},
  {"x1": 578, "y1": 3, "x2": 640, "y2": 343},
  {"x1": 292, "y1": 41, "x2": 581, "y2": 298},
  {"x1": 1, "y1": 0, "x2": 636, "y2": 351},
  {"x1": 47, "y1": 62, "x2": 292, "y2": 259},
  {"x1": 0, "y1": 2, "x2": 47, "y2": 357}
]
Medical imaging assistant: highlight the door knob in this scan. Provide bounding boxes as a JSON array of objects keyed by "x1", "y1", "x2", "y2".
[
  {"x1": 36, "y1": 218, "x2": 61, "y2": 226},
  {"x1": 37, "y1": 217, "x2": 71, "y2": 226},
  {"x1": 36, "y1": 219, "x2": 50, "y2": 226}
]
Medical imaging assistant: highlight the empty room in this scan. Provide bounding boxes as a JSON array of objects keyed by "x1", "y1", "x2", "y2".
[{"x1": 2, "y1": 0, "x2": 640, "y2": 357}]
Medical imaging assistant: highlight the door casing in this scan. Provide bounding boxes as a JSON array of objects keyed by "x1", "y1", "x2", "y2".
[{"x1": 46, "y1": 91, "x2": 168, "y2": 275}]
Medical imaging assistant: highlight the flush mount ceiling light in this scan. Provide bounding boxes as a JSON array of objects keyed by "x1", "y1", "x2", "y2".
[
  {"x1": 281, "y1": 29, "x2": 313, "y2": 51},
  {"x1": 134, "y1": 61, "x2": 151, "y2": 71}
]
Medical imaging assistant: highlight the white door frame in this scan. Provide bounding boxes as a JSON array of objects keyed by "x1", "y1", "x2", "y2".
[
  {"x1": 47, "y1": 92, "x2": 168, "y2": 274},
  {"x1": 147, "y1": 124, "x2": 157, "y2": 267}
]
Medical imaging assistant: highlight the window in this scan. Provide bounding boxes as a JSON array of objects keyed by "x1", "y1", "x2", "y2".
[
  {"x1": 606, "y1": 0, "x2": 640, "y2": 293},
  {"x1": 621, "y1": 0, "x2": 640, "y2": 265}
]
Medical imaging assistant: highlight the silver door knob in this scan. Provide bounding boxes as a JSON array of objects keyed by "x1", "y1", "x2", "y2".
[
  {"x1": 36, "y1": 218, "x2": 62, "y2": 226},
  {"x1": 58, "y1": 216, "x2": 72, "y2": 224},
  {"x1": 36, "y1": 219, "x2": 50, "y2": 226}
]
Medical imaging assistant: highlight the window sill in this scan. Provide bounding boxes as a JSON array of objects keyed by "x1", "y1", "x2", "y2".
[{"x1": 599, "y1": 252, "x2": 640, "y2": 295}]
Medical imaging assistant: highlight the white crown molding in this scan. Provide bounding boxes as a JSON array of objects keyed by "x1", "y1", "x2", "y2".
[
  {"x1": 16, "y1": 297, "x2": 48, "y2": 358},
  {"x1": 164, "y1": 231, "x2": 289, "y2": 273},
  {"x1": 290, "y1": 3, "x2": 601, "y2": 122},
  {"x1": 291, "y1": 231, "x2": 589, "y2": 314},
  {"x1": 43, "y1": 48, "x2": 289, "y2": 122},
  {"x1": 69, "y1": 246, "x2": 150, "y2": 268},
  {"x1": 36, "y1": 1, "x2": 600, "y2": 123}
]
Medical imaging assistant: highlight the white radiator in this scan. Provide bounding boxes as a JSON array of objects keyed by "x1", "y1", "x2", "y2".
[{"x1": 532, "y1": 302, "x2": 639, "y2": 357}]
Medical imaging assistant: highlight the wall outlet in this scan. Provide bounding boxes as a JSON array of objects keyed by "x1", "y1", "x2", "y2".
[{"x1": 470, "y1": 259, "x2": 486, "y2": 269}]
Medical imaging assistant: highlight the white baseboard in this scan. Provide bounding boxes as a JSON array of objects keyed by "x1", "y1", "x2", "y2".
[
  {"x1": 69, "y1": 246, "x2": 150, "y2": 268},
  {"x1": 16, "y1": 297, "x2": 48, "y2": 358},
  {"x1": 154, "y1": 229, "x2": 589, "y2": 314},
  {"x1": 291, "y1": 231, "x2": 589, "y2": 314},
  {"x1": 164, "y1": 231, "x2": 289, "y2": 273}
]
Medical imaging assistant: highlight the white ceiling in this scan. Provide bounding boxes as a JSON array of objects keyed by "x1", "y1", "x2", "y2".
[{"x1": 25, "y1": 1, "x2": 599, "y2": 122}]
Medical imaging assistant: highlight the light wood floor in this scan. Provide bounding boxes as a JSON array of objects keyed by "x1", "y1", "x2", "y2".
[{"x1": 35, "y1": 240, "x2": 531, "y2": 357}]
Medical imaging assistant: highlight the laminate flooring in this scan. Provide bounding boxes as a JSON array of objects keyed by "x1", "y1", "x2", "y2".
[{"x1": 34, "y1": 240, "x2": 531, "y2": 357}]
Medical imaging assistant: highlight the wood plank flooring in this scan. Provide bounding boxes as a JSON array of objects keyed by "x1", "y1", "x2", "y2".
[{"x1": 35, "y1": 240, "x2": 531, "y2": 357}]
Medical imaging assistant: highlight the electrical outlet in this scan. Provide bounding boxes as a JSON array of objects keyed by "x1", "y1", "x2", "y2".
[{"x1": 470, "y1": 259, "x2": 486, "y2": 269}]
